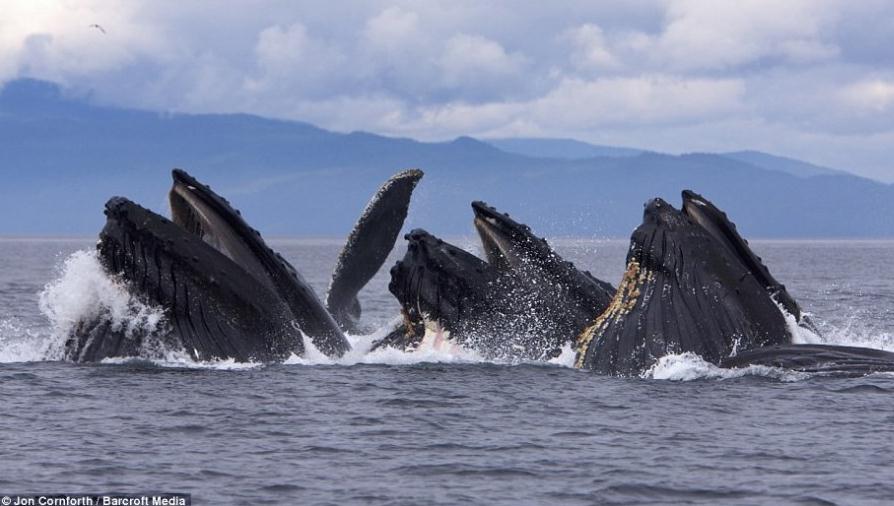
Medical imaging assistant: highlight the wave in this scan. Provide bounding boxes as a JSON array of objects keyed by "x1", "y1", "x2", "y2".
[{"x1": 643, "y1": 352, "x2": 808, "y2": 382}]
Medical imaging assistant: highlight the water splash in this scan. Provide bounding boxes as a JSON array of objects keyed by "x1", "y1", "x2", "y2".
[
  {"x1": 643, "y1": 352, "x2": 808, "y2": 382},
  {"x1": 285, "y1": 323, "x2": 487, "y2": 367},
  {"x1": 34, "y1": 250, "x2": 168, "y2": 361},
  {"x1": 787, "y1": 305, "x2": 894, "y2": 352},
  {"x1": 0, "y1": 318, "x2": 53, "y2": 363}
]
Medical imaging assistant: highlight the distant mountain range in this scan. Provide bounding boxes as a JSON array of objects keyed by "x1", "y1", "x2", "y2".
[
  {"x1": 486, "y1": 138, "x2": 850, "y2": 179},
  {"x1": 1, "y1": 78, "x2": 891, "y2": 238},
  {"x1": 485, "y1": 138, "x2": 646, "y2": 159}
]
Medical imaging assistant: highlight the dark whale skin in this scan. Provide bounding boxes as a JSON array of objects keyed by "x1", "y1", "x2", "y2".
[
  {"x1": 575, "y1": 198, "x2": 791, "y2": 376},
  {"x1": 381, "y1": 228, "x2": 498, "y2": 351},
  {"x1": 721, "y1": 344, "x2": 894, "y2": 376},
  {"x1": 170, "y1": 169, "x2": 350, "y2": 357},
  {"x1": 472, "y1": 201, "x2": 615, "y2": 344},
  {"x1": 382, "y1": 215, "x2": 616, "y2": 359},
  {"x1": 327, "y1": 169, "x2": 423, "y2": 333},
  {"x1": 65, "y1": 197, "x2": 303, "y2": 363}
]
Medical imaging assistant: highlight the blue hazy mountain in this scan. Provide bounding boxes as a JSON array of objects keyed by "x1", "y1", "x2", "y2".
[
  {"x1": 1, "y1": 78, "x2": 892, "y2": 238},
  {"x1": 721, "y1": 150, "x2": 849, "y2": 178},
  {"x1": 486, "y1": 138, "x2": 850, "y2": 180},
  {"x1": 486, "y1": 138, "x2": 644, "y2": 159}
]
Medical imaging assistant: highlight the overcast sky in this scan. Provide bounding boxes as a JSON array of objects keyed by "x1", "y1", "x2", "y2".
[{"x1": 2, "y1": 1, "x2": 893, "y2": 181}]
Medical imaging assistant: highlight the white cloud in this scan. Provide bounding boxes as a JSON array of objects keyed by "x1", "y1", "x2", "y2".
[
  {"x1": 565, "y1": 24, "x2": 619, "y2": 70},
  {"x1": 532, "y1": 76, "x2": 745, "y2": 127},
  {"x1": 654, "y1": 0, "x2": 840, "y2": 70},
  {"x1": 363, "y1": 6, "x2": 421, "y2": 51},
  {"x1": 839, "y1": 79, "x2": 894, "y2": 112},
  {"x1": 0, "y1": 0, "x2": 892, "y2": 180},
  {"x1": 244, "y1": 23, "x2": 347, "y2": 98},
  {"x1": 438, "y1": 34, "x2": 527, "y2": 97},
  {"x1": 0, "y1": 0, "x2": 170, "y2": 83}
]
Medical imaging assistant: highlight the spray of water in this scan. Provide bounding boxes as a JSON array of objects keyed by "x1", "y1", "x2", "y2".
[{"x1": 0, "y1": 250, "x2": 170, "y2": 363}]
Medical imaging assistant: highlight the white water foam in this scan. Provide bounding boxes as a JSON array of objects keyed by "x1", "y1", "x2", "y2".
[
  {"x1": 38, "y1": 250, "x2": 167, "y2": 341},
  {"x1": 643, "y1": 352, "x2": 808, "y2": 382},
  {"x1": 285, "y1": 319, "x2": 487, "y2": 367},
  {"x1": 99, "y1": 353, "x2": 264, "y2": 370},
  {"x1": 0, "y1": 250, "x2": 170, "y2": 363},
  {"x1": 548, "y1": 342, "x2": 577, "y2": 368},
  {"x1": 0, "y1": 318, "x2": 54, "y2": 363},
  {"x1": 1, "y1": 249, "x2": 495, "y2": 368},
  {"x1": 643, "y1": 305, "x2": 894, "y2": 382}
]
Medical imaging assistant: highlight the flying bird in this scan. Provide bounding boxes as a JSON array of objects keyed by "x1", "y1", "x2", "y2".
[{"x1": 89, "y1": 24, "x2": 106, "y2": 34}]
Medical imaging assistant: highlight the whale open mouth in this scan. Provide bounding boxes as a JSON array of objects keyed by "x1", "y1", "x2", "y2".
[
  {"x1": 169, "y1": 169, "x2": 277, "y2": 292},
  {"x1": 93, "y1": 195, "x2": 304, "y2": 363},
  {"x1": 471, "y1": 201, "x2": 532, "y2": 270},
  {"x1": 170, "y1": 169, "x2": 350, "y2": 357}
]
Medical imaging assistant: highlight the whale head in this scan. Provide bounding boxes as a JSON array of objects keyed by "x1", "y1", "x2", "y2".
[
  {"x1": 575, "y1": 195, "x2": 792, "y2": 375},
  {"x1": 387, "y1": 229, "x2": 498, "y2": 346},
  {"x1": 74, "y1": 196, "x2": 303, "y2": 363}
]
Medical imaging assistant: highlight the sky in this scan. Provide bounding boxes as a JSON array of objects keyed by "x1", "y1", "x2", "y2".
[{"x1": 2, "y1": 0, "x2": 893, "y2": 181}]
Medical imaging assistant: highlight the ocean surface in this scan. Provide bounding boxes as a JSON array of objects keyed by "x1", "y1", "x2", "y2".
[{"x1": 1, "y1": 238, "x2": 893, "y2": 505}]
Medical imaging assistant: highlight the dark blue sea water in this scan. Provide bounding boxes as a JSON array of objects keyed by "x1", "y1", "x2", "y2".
[{"x1": 1, "y1": 239, "x2": 893, "y2": 505}]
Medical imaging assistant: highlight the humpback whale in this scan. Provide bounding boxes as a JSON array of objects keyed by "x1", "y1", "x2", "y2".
[
  {"x1": 66, "y1": 168, "x2": 422, "y2": 363},
  {"x1": 574, "y1": 190, "x2": 894, "y2": 376},
  {"x1": 575, "y1": 195, "x2": 792, "y2": 375},
  {"x1": 472, "y1": 201, "x2": 615, "y2": 322},
  {"x1": 68, "y1": 196, "x2": 306, "y2": 362},
  {"x1": 376, "y1": 202, "x2": 615, "y2": 359},
  {"x1": 380, "y1": 229, "x2": 501, "y2": 352}
]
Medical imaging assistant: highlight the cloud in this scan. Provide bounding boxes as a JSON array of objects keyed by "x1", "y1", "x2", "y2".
[
  {"x1": 839, "y1": 78, "x2": 894, "y2": 112},
  {"x1": 363, "y1": 6, "x2": 421, "y2": 51},
  {"x1": 533, "y1": 76, "x2": 745, "y2": 127},
  {"x1": 0, "y1": 0, "x2": 170, "y2": 83},
  {"x1": 245, "y1": 23, "x2": 347, "y2": 98},
  {"x1": 653, "y1": 0, "x2": 840, "y2": 70},
  {"x1": 0, "y1": 0, "x2": 892, "y2": 180},
  {"x1": 438, "y1": 34, "x2": 527, "y2": 99},
  {"x1": 565, "y1": 24, "x2": 619, "y2": 70}
]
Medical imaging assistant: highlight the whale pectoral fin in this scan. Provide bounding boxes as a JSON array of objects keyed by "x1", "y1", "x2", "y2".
[
  {"x1": 331, "y1": 296, "x2": 361, "y2": 332},
  {"x1": 327, "y1": 169, "x2": 424, "y2": 331},
  {"x1": 720, "y1": 344, "x2": 894, "y2": 375}
]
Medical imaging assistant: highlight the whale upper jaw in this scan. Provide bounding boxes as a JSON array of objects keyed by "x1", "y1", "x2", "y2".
[
  {"x1": 680, "y1": 189, "x2": 804, "y2": 322},
  {"x1": 169, "y1": 168, "x2": 277, "y2": 292},
  {"x1": 471, "y1": 200, "x2": 544, "y2": 271},
  {"x1": 169, "y1": 169, "x2": 350, "y2": 358},
  {"x1": 69, "y1": 169, "x2": 354, "y2": 363}
]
